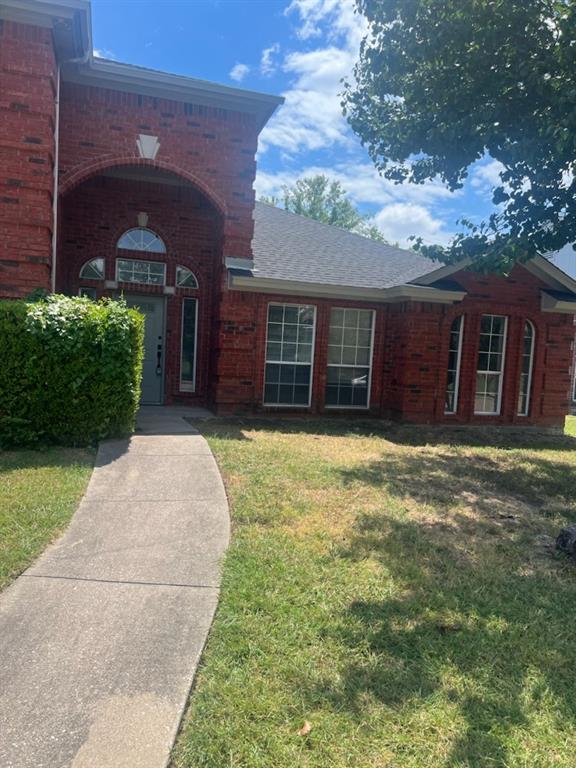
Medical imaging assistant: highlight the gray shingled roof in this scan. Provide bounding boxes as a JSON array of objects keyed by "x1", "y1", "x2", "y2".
[{"x1": 251, "y1": 202, "x2": 440, "y2": 289}]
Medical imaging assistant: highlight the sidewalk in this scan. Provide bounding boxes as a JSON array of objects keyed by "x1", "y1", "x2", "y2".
[{"x1": 0, "y1": 407, "x2": 229, "y2": 768}]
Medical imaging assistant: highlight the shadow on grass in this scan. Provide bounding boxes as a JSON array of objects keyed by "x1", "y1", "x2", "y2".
[
  {"x1": 322, "y1": 510, "x2": 576, "y2": 766},
  {"x1": 307, "y1": 439, "x2": 576, "y2": 766},
  {"x1": 0, "y1": 447, "x2": 93, "y2": 474},
  {"x1": 196, "y1": 417, "x2": 576, "y2": 453},
  {"x1": 339, "y1": 449, "x2": 576, "y2": 513}
]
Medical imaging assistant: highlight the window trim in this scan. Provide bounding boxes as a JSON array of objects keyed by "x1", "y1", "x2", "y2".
[
  {"x1": 79, "y1": 257, "x2": 104, "y2": 281},
  {"x1": 325, "y1": 307, "x2": 376, "y2": 411},
  {"x1": 444, "y1": 315, "x2": 465, "y2": 415},
  {"x1": 115, "y1": 257, "x2": 167, "y2": 286},
  {"x1": 176, "y1": 265, "x2": 199, "y2": 289},
  {"x1": 263, "y1": 302, "x2": 317, "y2": 408},
  {"x1": 474, "y1": 314, "x2": 508, "y2": 416},
  {"x1": 517, "y1": 319, "x2": 536, "y2": 417},
  {"x1": 117, "y1": 227, "x2": 166, "y2": 254},
  {"x1": 180, "y1": 297, "x2": 198, "y2": 393}
]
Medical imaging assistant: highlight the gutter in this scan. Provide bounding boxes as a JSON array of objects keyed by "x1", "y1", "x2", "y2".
[
  {"x1": 50, "y1": 64, "x2": 61, "y2": 294},
  {"x1": 227, "y1": 273, "x2": 466, "y2": 305}
]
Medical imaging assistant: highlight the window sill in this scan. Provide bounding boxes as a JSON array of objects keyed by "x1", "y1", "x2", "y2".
[
  {"x1": 324, "y1": 405, "x2": 370, "y2": 411},
  {"x1": 263, "y1": 403, "x2": 312, "y2": 408}
]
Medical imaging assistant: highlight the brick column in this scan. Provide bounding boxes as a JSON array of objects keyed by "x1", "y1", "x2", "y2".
[{"x1": 0, "y1": 20, "x2": 57, "y2": 297}]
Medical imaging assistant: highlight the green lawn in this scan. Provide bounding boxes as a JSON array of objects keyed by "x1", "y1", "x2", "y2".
[
  {"x1": 0, "y1": 448, "x2": 94, "y2": 590},
  {"x1": 173, "y1": 416, "x2": 576, "y2": 768}
]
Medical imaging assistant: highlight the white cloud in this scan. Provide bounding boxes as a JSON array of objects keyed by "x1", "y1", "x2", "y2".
[
  {"x1": 286, "y1": 0, "x2": 366, "y2": 48},
  {"x1": 229, "y1": 63, "x2": 250, "y2": 82},
  {"x1": 93, "y1": 47, "x2": 116, "y2": 60},
  {"x1": 256, "y1": 162, "x2": 457, "y2": 210},
  {"x1": 255, "y1": 0, "x2": 458, "y2": 247},
  {"x1": 255, "y1": 163, "x2": 459, "y2": 246},
  {"x1": 260, "y1": 45, "x2": 357, "y2": 154},
  {"x1": 372, "y1": 204, "x2": 454, "y2": 248},
  {"x1": 261, "y1": 43, "x2": 280, "y2": 76},
  {"x1": 259, "y1": 0, "x2": 365, "y2": 156},
  {"x1": 470, "y1": 158, "x2": 505, "y2": 200},
  {"x1": 549, "y1": 244, "x2": 576, "y2": 279}
]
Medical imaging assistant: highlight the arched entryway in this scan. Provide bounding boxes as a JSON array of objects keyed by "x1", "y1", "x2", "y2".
[{"x1": 56, "y1": 163, "x2": 225, "y2": 405}]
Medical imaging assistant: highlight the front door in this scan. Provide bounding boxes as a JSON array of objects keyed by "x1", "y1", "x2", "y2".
[{"x1": 125, "y1": 294, "x2": 166, "y2": 404}]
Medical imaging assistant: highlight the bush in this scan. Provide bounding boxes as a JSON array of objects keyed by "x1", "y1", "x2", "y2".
[{"x1": 0, "y1": 295, "x2": 144, "y2": 447}]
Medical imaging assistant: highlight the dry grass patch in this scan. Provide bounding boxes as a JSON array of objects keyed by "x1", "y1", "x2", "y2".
[{"x1": 172, "y1": 416, "x2": 576, "y2": 768}]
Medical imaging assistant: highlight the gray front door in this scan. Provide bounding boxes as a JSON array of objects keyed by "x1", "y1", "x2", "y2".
[{"x1": 125, "y1": 294, "x2": 165, "y2": 404}]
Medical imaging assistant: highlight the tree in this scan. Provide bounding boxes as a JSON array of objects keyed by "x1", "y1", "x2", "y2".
[
  {"x1": 343, "y1": 0, "x2": 576, "y2": 269},
  {"x1": 260, "y1": 175, "x2": 390, "y2": 243}
]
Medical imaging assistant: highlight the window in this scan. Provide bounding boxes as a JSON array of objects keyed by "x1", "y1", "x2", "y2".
[
  {"x1": 325, "y1": 308, "x2": 374, "y2": 408},
  {"x1": 117, "y1": 228, "x2": 166, "y2": 253},
  {"x1": 474, "y1": 314, "x2": 508, "y2": 415},
  {"x1": 78, "y1": 286, "x2": 97, "y2": 299},
  {"x1": 79, "y1": 258, "x2": 104, "y2": 280},
  {"x1": 517, "y1": 320, "x2": 535, "y2": 416},
  {"x1": 116, "y1": 258, "x2": 166, "y2": 286},
  {"x1": 264, "y1": 304, "x2": 316, "y2": 406},
  {"x1": 180, "y1": 298, "x2": 198, "y2": 392},
  {"x1": 176, "y1": 265, "x2": 198, "y2": 289},
  {"x1": 445, "y1": 316, "x2": 464, "y2": 414}
]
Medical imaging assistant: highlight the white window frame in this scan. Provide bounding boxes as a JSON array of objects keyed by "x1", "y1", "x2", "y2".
[
  {"x1": 263, "y1": 302, "x2": 317, "y2": 408},
  {"x1": 79, "y1": 257, "x2": 104, "y2": 280},
  {"x1": 517, "y1": 320, "x2": 535, "y2": 416},
  {"x1": 116, "y1": 257, "x2": 166, "y2": 286},
  {"x1": 444, "y1": 315, "x2": 465, "y2": 415},
  {"x1": 474, "y1": 314, "x2": 508, "y2": 416},
  {"x1": 117, "y1": 227, "x2": 166, "y2": 254},
  {"x1": 325, "y1": 308, "x2": 375, "y2": 410},
  {"x1": 180, "y1": 297, "x2": 198, "y2": 393},
  {"x1": 176, "y1": 265, "x2": 199, "y2": 289}
]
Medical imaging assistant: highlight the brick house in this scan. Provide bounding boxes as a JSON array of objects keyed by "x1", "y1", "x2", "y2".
[{"x1": 2, "y1": 0, "x2": 576, "y2": 429}]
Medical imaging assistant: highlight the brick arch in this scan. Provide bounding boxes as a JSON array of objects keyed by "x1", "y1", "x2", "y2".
[{"x1": 58, "y1": 157, "x2": 228, "y2": 218}]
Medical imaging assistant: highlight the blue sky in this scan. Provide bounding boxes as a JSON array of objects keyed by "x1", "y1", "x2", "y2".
[{"x1": 91, "y1": 0, "x2": 575, "y2": 274}]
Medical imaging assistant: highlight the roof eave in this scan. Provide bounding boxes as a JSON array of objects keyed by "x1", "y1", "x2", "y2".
[
  {"x1": 541, "y1": 290, "x2": 576, "y2": 314},
  {"x1": 413, "y1": 254, "x2": 576, "y2": 296},
  {"x1": 0, "y1": 0, "x2": 91, "y2": 61},
  {"x1": 228, "y1": 273, "x2": 466, "y2": 304},
  {"x1": 62, "y1": 57, "x2": 284, "y2": 131},
  {"x1": 526, "y1": 254, "x2": 576, "y2": 294}
]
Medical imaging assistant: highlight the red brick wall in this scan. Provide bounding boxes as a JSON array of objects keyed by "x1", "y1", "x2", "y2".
[
  {"x1": 59, "y1": 174, "x2": 222, "y2": 404},
  {"x1": 436, "y1": 267, "x2": 574, "y2": 427},
  {"x1": 58, "y1": 81, "x2": 259, "y2": 260},
  {"x1": 214, "y1": 290, "x2": 396, "y2": 416},
  {"x1": 0, "y1": 20, "x2": 56, "y2": 297},
  {"x1": 215, "y1": 265, "x2": 574, "y2": 428}
]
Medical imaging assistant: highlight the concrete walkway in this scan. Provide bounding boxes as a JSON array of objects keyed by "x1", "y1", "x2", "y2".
[{"x1": 0, "y1": 407, "x2": 229, "y2": 768}]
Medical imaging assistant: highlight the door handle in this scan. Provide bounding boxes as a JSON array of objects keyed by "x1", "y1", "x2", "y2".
[{"x1": 156, "y1": 343, "x2": 162, "y2": 376}]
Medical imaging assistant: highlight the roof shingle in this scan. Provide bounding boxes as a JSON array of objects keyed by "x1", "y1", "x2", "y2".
[{"x1": 251, "y1": 202, "x2": 440, "y2": 289}]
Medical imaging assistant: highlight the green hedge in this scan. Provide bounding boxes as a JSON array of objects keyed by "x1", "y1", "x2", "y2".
[{"x1": 0, "y1": 295, "x2": 144, "y2": 447}]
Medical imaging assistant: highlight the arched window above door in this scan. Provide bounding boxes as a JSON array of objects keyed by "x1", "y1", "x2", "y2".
[
  {"x1": 79, "y1": 258, "x2": 104, "y2": 280},
  {"x1": 176, "y1": 265, "x2": 199, "y2": 289},
  {"x1": 117, "y1": 228, "x2": 166, "y2": 254}
]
